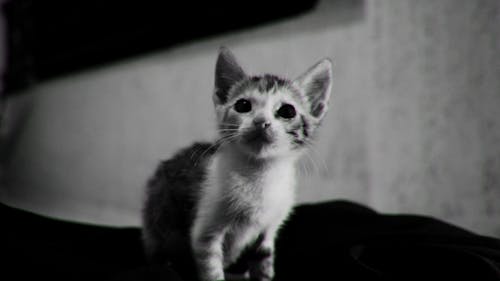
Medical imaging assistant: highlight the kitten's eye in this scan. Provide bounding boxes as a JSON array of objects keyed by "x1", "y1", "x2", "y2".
[
  {"x1": 234, "y1": 99, "x2": 252, "y2": 113},
  {"x1": 277, "y1": 104, "x2": 296, "y2": 119}
]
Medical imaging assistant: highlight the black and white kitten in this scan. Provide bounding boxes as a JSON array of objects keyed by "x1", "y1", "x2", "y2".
[{"x1": 142, "y1": 47, "x2": 332, "y2": 281}]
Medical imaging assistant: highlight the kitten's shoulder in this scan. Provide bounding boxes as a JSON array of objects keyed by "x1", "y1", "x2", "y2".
[
  {"x1": 142, "y1": 142, "x2": 218, "y2": 261},
  {"x1": 144, "y1": 142, "x2": 219, "y2": 229},
  {"x1": 148, "y1": 142, "x2": 218, "y2": 187}
]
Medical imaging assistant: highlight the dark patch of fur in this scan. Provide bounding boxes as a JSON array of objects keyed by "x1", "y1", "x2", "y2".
[
  {"x1": 250, "y1": 74, "x2": 288, "y2": 93},
  {"x1": 287, "y1": 114, "x2": 313, "y2": 149},
  {"x1": 228, "y1": 75, "x2": 293, "y2": 103},
  {"x1": 301, "y1": 115, "x2": 310, "y2": 138},
  {"x1": 142, "y1": 142, "x2": 218, "y2": 279}
]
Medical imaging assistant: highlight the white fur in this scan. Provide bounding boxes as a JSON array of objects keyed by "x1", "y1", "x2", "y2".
[{"x1": 191, "y1": 146, "x2": 298, "y2": 281}]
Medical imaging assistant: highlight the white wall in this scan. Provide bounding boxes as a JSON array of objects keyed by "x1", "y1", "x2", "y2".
[{"x1": 1, "y1": 0, "x2": 499, "y2": 237}]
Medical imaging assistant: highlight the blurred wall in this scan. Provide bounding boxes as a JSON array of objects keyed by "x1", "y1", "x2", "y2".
[{"x1": 1, "y1": 0, "x2": 499, "y2": 236}]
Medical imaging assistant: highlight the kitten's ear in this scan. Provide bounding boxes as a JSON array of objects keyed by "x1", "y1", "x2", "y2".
[
  {"x1": 214, "y1": 47, "x2": 247, "y2": 105},
  {"x1": 293, "y1": 58, "x2": 333, "y2": 120}
]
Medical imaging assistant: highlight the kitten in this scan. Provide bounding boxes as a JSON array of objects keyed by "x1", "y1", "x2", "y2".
[{"x1": 142, "y1": 47, "x2": 332, "y2": 281}]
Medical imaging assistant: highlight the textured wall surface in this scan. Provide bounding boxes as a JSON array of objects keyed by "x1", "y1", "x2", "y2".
[{"x1": 1, "y1": 0, "x2": 499, "y2": 236}]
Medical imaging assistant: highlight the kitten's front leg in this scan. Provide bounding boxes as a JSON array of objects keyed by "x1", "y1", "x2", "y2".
[
  {"x1": 248, "y1": 229, "x2": 278, "y2": 281},
  {"x1": 191, "y1": 218, "x2": 227, "y2": 281}
]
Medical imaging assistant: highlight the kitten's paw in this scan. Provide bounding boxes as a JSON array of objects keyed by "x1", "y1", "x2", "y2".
[
  {"x1": 249, "y1": 261, "x2": 274, "y2": 281},
  {"x1": 249, "y1": 276, "x2": 273, "y2": 281},
  {"x1": 225, "y1": 271, "x2": 249, "y2": 281}
]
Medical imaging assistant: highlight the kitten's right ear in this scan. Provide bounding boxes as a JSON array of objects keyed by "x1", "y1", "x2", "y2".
[
  {"x1": 293, "y1": 58, "x2": 333, "y2": 121},
  {"x1": 214, "y1": 47, "x2": 246, "y2": 105}
]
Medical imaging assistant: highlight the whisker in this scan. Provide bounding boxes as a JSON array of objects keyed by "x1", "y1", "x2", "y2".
[
  {"x1": 210, "y1": 134, "x2": 240, "y2": 158},
  {"x1": 302, "y1": 149, "x2": 318, "y2": 176},
  {"x1": 189, "y1": 144, "x2": 205, "y2": 161},
  {"x1": 297, "y1": 157, "x2": 312, "y2": 177},
  {"x1": 192, "y1": 134, "x2": 239, "y2": 167},
  {"x1": 302, "y1": 140, "x2": 328, "y2": 175},
  {"x1": 218, "y1": 122, "x2": 240, "y2": 127},
  {"x1": 192, "y1": 144, "x2": 218, "y2": 167}
]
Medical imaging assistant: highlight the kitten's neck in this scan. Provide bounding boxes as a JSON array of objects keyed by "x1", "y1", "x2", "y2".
[
  {"x1": 217, "y1": 145, "x2": 299, "y2": 176},
  {"x1": 207, "y1": 145, "x2": 297, "y2": 210}
]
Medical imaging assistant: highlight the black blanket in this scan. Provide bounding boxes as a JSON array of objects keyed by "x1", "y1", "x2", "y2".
[{"x1": 2, "y1": 200, "x2": 500, "y2": 280}]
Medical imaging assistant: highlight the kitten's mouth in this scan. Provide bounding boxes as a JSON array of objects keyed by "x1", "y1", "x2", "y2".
[{"x1": 241, "y1": 129, "x2": 274, "y2": 148}]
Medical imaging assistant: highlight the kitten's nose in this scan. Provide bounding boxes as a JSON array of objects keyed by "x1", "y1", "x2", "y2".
[{"x1": 253, "y1": 118, "x2": 271, "y2": 129}]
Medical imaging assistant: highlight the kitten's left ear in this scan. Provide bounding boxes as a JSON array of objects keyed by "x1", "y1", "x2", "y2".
[
  {"x1": 214, "y1": 47, "x2": 247, "y2": 105},
  {"x1": 293, "y1": 58, "x2": 333, "y2": 120}
]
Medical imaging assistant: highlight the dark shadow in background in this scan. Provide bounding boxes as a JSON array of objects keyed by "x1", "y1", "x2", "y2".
[
  {"x1": 2, "y1": 0, "x2": 317, "y2": 95},
  {"x1": 1, "y1": 0, "x2": 365, "y2": 96}
]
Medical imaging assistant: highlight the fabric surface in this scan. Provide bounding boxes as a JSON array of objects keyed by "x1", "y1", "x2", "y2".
[{"x1": 2, "y1": 200, "x2": 499, "y2": 280}]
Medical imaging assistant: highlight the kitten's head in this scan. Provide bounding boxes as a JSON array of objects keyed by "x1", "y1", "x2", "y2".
[{"x1": 213, "y1": 47, "x2": 332, "y2": 159}]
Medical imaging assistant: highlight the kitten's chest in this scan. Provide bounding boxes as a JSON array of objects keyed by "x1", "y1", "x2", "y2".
[{"x1": 221, "y1": 161, "x2": 296, "y2": 223}]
